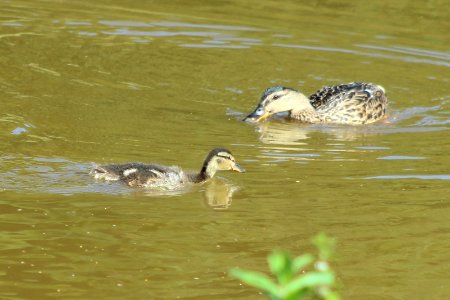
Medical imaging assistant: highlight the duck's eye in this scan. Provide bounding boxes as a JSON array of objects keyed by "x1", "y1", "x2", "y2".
[{"x1": 273, "y1": 94, "x2": 282, "y2": 100}]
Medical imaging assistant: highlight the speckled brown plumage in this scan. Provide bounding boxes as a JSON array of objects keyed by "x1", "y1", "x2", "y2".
[
  {"x1": 244, "y1": 82, "x2": 388, "y2": 125},
  {"x1": 306, "y1": 82, "x2": 387, "y2": 124},
  {"x1": 91, "y1": 148, "x2": 245, "y2": 189}
]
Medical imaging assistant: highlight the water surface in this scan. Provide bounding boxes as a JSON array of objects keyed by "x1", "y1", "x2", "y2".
[{"x1": 1, "y1": 0, "x2": 449, "y2": 299}]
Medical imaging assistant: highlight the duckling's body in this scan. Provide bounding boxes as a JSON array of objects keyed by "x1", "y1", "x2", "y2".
[
  {"x1": 92, "y1": 162, "x2": 187, "y2": 189},
  {"x1": 91, "y1": 148, "x2": 244, "y2": 189},
  {"x1": 244, "y1": 82, "x2": 387, "y2": 125}
]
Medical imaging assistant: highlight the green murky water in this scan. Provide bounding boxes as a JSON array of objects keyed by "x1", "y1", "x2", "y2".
[{"x1": 1, "y1": 0, "x2": 449, "y2": 299}]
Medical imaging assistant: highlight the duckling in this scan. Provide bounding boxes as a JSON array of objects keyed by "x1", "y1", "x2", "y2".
[
  {"x1": 91, "y1": 148, "x2": 245, "y2": 189},
  {"x1": 244, "y1": 82, "x2": 387, "y2": 125}
]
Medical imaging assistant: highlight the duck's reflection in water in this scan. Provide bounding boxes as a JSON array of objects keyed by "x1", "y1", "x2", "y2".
[
  {"x1": 255, "y1": 121, "x2": 309, "y2": 145},
  {"x1": 253, "y1": 119, "x2": 396, "y2": 145},
  {"x1": 202, "y1": 179, "x2": 239, "y2": 210},
  {"x1": 250, "y1": 105, "x2": 446, "y2": 146}
]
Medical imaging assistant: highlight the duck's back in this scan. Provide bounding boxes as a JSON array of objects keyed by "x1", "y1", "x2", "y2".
[
  {"x1": 92, "y1": 163, "x2": 185, "y2": 188},
  {"x1": 308, "y1": 82, "x2": 387, "y2": 124}
]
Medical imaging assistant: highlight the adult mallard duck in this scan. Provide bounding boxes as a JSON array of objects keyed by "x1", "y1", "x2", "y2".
[
  {"x1": 91, "y1": 148, "x2": 245, "y2": 189},
  {"x1": 244, "y1": 82, "x2": 387, "y2": 125}
]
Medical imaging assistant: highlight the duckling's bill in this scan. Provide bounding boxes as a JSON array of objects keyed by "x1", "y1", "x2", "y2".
[
  {"x1": 232, "y1": 162, "x2": 245, "y2": 172},
  {"x1": 243, "y1": 105, "x2": 269, "y2": 123}
]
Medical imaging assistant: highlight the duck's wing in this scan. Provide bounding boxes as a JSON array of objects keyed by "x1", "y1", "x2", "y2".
[
  {"x1": 308, "y1": 82, "x2": 385, "y2": 109},
  {"x1": 309, "y1": 82, "x2": 387, "y2": 124}
]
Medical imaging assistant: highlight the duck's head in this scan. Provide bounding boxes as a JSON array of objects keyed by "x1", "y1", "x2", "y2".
[
  {"x1": 202, "y1": 148, "x2": 245, "y2": 178},
  {"x1": 244, "y1": 86, "x2": 308, "y2": 122}
]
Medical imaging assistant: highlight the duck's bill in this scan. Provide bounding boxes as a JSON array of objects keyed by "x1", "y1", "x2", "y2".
[
  {"x1": 232, "y1": 163, "x2": 245, "y2": 172},
  {"x1": 243, "y1": 105, "x2": 269, "y2": 123}
]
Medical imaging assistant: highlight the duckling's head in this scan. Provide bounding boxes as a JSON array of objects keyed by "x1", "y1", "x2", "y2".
[
  {"x1": 202, "y1": 148, "x2": 245, "y2": 179},
  {"x1": 244, "y1": 86, "x2": 310, "y2": 122}
]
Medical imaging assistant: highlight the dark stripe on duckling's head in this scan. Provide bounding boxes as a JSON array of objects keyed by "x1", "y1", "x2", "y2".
[
  {"x1": 201, "y1": 148, "x2": 232, "y2": 173},
  {"x1": 205, "y1": 148, "x2": 233, "y2": 162},
  {"x1": 261, "y1": 86, "x2": 297, "y2": 101},
  {"x1": 201, "y1": 148, "x2": 245, "y2": 177}
]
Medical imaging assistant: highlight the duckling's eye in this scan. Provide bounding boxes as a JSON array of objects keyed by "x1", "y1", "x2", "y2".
[{"x1": 273, "y1": 94, "x2": 282, "y2": 100}]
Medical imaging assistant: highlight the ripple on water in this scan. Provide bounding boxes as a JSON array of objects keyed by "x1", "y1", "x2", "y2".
[
  {"x1": 354, "y1": 146, "x2": 390, "y2": 150},
  {"x1": 0, "y1": 156, "x2": 129, "y2": 195},
  {"x1": 68, "y1": 18, "x2": 265, "y2": 49},
  {"x1": 11, "y1": 127, "x2": 28, "y2": 135},
  {"x1": 377, "y1": 156, "x2": 426, "y2": 160},
  {"x1": 0, "y1": 156, "x2": 240, "y2": 202},
  {"x1": 102, "y1": 29, "x2": 227, "y2": 38},
  {"x1": 1, "y1": 114, "x2": 35, "y2": 136},
  {"x1": 273, "y1": 43, "x2": 450, "y2": 68},
  {"x1": 364, "y1": 175, "x2": 450, "y2": 180}
]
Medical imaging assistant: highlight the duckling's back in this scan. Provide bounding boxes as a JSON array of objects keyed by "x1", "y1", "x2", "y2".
[{"x1": 92, "y1": 163, "x2": 186, "y2": 189}]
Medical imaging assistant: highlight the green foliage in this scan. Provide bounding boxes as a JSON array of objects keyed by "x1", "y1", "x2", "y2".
[{"x1": 230, "y1": 233, "x2": 340, "y2": 300}]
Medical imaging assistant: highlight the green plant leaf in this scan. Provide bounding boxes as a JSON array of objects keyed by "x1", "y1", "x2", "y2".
[
  {"x1": 268, "y1": 251, "x2": 287, "y2": 274},
  {"x1": 229, "y1": 268, "x2": 279, "y2": 295},
  {"x1": 312, "y1": 233, "x2": 335, "y2": 261},
  {"x1": 284, "y1": 289, "x2": 309, "y2": 300},
  {"x1": 323, "y1": 290, "x2": 341, "y2": 300},
  {"x1": 230, "y1": 233, "x2": 340, "y2": 300},
  {"x1": 268, "y1": 251, "x2": 294, "y2": 284},
  {"x1": 292, "y1": 254, "x2": 314, "y2": 273},
  {"x1": 281, "y1": 271, "x2": 335, "y2": 297}
]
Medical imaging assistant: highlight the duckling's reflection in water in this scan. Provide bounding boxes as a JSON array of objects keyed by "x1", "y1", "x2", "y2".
[
  {"x1": 202, "y1": 179, "x2": 239, "y2": 210},
  {"x1": 135, "y1": 179, "x2": 239, "y2": 210}
]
